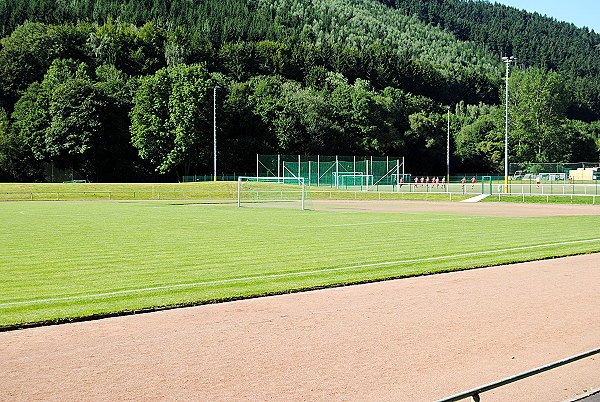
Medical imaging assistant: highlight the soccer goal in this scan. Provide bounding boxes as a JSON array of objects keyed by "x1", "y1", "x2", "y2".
[
  {"x1": 538, "y1": 172, "x2": 567, "y2": 182},
  {"x1": 237, "y1": 176, "x2": 307, "y2": 210},
  {"x1": 332, "y1": 172, "x2": 374, "y2": 188}
]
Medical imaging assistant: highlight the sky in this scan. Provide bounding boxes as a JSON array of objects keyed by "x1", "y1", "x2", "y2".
[{"x1": 494, "y1": 0, "x2": 600, "y2": 33}]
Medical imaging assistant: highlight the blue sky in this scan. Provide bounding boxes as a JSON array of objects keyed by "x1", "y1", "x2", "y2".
[{"x1": 495, "y1": 0, "x2": 600, "y2": 32}]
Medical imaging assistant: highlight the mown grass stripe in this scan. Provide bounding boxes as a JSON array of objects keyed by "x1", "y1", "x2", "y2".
[{"x1": 3, "y1": 237, "x2": 598, "y2": 307}]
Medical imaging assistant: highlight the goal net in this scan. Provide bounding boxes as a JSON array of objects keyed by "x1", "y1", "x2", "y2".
[
  {"x1": 237, "y1": 177, "x2": 308, "y2": 210},
  {"x1": 333, "y1": 172, "x2": 374, "y2": 188},
  {"x1": 537, "y1": 172, "x2": 567, "y2": 182}
]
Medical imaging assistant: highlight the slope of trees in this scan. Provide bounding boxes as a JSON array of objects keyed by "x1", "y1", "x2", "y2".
[
  {"x1": 0, "y1": 0, "x2": 598, "y2": 182},
  {"x1": 381, "y1": 0, "x2": 600, "y2": 122},
  {"x1": 0, "y1": 0, "x2": 501, "y2": 74}
]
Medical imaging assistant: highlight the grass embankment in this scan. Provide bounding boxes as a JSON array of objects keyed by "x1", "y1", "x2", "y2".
[
  {"x1": 0, "y1": 182, "x2": 238, "y2": 201},
  {"x1": 0, "y1": 181, "x2": 483, "y2": 203}
]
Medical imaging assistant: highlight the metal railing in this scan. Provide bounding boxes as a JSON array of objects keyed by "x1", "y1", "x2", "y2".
[
  {"x1": 1, "y1": 190, "x2": 238, "y2": 201},
  {"x1": 2, "y1": 186, "x2": 600, "y2": 204},
  {"x1": 437, "y1": 348, "x2": 600, "y2": 401}
]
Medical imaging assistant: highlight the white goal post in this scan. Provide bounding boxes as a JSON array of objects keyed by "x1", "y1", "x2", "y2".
[
  {"x1": 332, "y1": 172, "x2": 374, "y2": 187},
  {"x1": 237, "y1": 176, "x2": 306, "y2": 210}
]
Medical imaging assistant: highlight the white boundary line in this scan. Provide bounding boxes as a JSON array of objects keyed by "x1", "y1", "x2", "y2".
[{"x1": 2, "y1": 238, "x2": 600, "y2": 307}]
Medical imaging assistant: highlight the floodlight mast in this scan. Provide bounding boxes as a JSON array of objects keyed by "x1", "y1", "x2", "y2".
[
  {"x1": 502, "y1": 56, "x2": 516, "y2": 193},
  {"x1": 213, "y1": 85, "x2": 221, "y2": 182},
  {"x1": 446, "y1": 105, "x2": 450, "y2": 184}
]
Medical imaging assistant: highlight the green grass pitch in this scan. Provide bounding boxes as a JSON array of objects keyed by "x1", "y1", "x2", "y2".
[{"x1": 1, "y1": 200, "x2": 600, "y2": 328}]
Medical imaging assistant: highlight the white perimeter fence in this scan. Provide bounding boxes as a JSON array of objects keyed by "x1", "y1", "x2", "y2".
[{"x1": 2, "y1": 182, "x2": 600, "y2": 203}]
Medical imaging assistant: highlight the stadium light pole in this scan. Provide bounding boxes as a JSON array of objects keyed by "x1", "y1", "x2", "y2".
[
  {"x1": 213, "y1": 85, "x2": 220, "y2": 181},
  {"x1": 502, "y1": 56, "x2": 516, "y2": 193},
  {"x1": 446, "y1": 105, "x2": 450, "y2": 184}
]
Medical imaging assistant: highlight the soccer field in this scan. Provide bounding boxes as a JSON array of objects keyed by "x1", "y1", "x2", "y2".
[{"x1": 1, "y1": 200, "x2": 600, "y2": 328}]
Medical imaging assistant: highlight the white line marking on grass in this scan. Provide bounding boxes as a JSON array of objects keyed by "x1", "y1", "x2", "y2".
[
  {"x1": 18, "y1": 210, "x2": 74, "y2": 217},
  {"x1": 2, "y1": 237, "x2": 600, "y2": 307}
]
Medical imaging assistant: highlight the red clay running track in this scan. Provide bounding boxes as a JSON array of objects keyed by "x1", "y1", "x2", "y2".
[{"x1": 1, "y1": 253, "x2": 598, "y2": 401}]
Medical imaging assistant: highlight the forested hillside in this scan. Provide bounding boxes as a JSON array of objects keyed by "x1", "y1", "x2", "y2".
[
  {"x1": 0, "y1": 0, "x2": 598, "y2": 182},
  {"x1": 381, "y1": 0, "x2": 600, "y2": 122}
]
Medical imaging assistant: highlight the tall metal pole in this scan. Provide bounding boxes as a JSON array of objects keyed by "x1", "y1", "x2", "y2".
[
  {"x1": 502, "y1": 56, "x2": 515, "y2": 193},
  {"x1": 446, "y1": 105, "x2": 450, "y2": 184},
  {"x1": 213, "y1": 85, "x2": 220, "y2": 181}
]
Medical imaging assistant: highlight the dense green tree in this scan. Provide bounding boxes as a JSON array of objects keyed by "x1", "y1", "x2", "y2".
[
  {"x1": 454, "y1": 112, "x2": 502, "y2": 173},
  {"x1": 93, "y1": 64, "x2": 145, "y2": 180},
  {"x1": 9, "y1": 58, "x2": 140, "y2": 181},
  {"x1": 509, "y1": 68, "x2": 570, "y2": 163},
  {"x1": 130, "y1": 64, "x2": 213, "y2": 176},
  {"x1": 404, "y1": 111, "x2": 447, "y2": 173},
  {"x1": 216, "y1": 77, "x2": 271, "y2": 173},
  {"x1": 87, "y1": 20, "x2": 167, "y2": 76},
  {"x1": 164, "y1": 27, "x2": 213, "y2": 67},
  {"x1": 218, "y1": 41, "x2": 256, "y2": 81},
  {"x1": 0, "y1": 108, "x2": 18, "y2": 180},
  {"x1": 45, "y1": 78, "x2": 108, "y2": 176},
  {"x1": 11, "y1": 59, "x2": 89, "y2": 164},
  {"x1": 559, "y1": 119, "x2": 599, "y2": 163},
  {"x1": 0, "y1": 22, "x2": 89, "y2": 110},
  {"x1": 0, "y1": 106, "x2": 44, "y2": 181}
]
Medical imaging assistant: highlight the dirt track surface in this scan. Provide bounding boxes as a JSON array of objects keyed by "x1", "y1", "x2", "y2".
[{"x1": 1, "y1": 254, "x2": 598, "y2": 401}]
